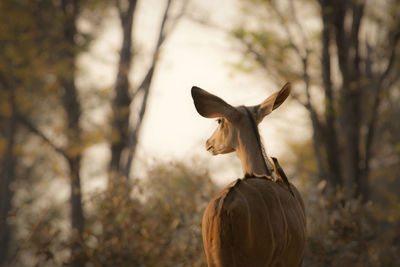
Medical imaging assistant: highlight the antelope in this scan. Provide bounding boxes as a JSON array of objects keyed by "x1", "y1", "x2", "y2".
[{"x1": 191, "y1": 83, "x2": 306, "y2": 267}]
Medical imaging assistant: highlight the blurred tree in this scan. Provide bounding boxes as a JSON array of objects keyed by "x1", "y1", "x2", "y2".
[
  {"x1": 0, "y1": 89, "x2": 17, "y2": 264},
  {"x1": 369, "y1": 90, "x2": 400, "y2": 212},
  {"x1": 109, "y1": 0, "x2": 187, "y2": 185},
  {"x1": 286, "y1": 136, "x2": 400, "y2": 266},
  {"x1": 0, "y1": 0, "x2": 107, "y2": 265},
  {"x1": 232, "y1": 0, "x2": 400, "y2": 200},
  {"x1": 0, "y1": 0, "x2": 61, "y2": 262},
  {"x1": 55, "y1": 1, "x2": 85, "y2": 265},
  {"x1": 109, "y1": 0, "x2": 138, "y2": 187}
]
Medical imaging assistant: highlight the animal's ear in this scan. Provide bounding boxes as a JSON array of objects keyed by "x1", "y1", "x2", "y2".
[
  {"x1": 253, "y1": 82, "x2": 291, "y2": 123},
  {"x1": 191, "y1": 86, "x2": 239, "y2": 122}
]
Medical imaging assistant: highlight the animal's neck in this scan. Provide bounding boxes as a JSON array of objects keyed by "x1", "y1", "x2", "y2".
[
  {"x1": 236, "y1": 111, "x2": 274, "y2": 177},
  {"x1": 236, "y1": 134, "x2": 274, "y2": 177}
]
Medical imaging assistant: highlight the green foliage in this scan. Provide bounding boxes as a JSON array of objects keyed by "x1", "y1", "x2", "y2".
[
  {"x1": 231, "y1": 0, "x2": 318, "y2": 85},
  {"x1": 231, "y1": 26, "x2": 296, "y2": 81}
]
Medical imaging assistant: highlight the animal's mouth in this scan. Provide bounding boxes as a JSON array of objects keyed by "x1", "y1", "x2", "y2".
[{"x1": 206, "y1": 145, "x2": 217, "y2": 155}]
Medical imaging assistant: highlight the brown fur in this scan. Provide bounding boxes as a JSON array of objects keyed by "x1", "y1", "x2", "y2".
[
  {"x1": 202, "y1": 178, "x2": 306, "y2": 267},
  {"x1": 192, "y1": 83, "x2": 306, "y2": 267},
  {"x1": 272, "y1": 157, "x2": 295, "y2": 197}
]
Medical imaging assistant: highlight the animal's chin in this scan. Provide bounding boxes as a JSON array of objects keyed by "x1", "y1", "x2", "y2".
[
  {"x1": 207, "y1": 147, "x2": 234, "y2": 155},
  {"x1": 206, "y1": 147, "x2": 216, "y2": 155},
  {"x1": 209, "y1": 150, "x2": 218, "y2": 155},
  {"x1": 206, "y1": 146, "x2": 219, "y2": 155}
]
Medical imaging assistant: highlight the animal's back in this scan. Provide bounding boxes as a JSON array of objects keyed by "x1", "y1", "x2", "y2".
[{"x1": 202, "y1": 177, "x2": 306, "y2": 267}]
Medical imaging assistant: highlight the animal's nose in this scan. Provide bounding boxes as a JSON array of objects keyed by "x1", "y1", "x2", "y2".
[{"x1": 206, "y1": 138, "x2": 213, "y2": 151}]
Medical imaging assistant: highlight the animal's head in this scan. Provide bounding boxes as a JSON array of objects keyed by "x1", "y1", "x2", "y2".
[{"x1": 191, "y1": 83, "x2": 291, "y2": 155}]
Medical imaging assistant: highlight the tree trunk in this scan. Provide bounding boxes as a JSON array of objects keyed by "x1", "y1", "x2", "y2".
[
  {"x1": 361, "y1": 33, "x2": 399, "y2": 200},
  {"x1": 109, "y1": 0, "x2": 137, "y2": 186},
  {"x1": 334, "y1": 1, "x2": 364, "y2": 197},
  {"x1": 340, "y1": 88, "x2": 361, "y2": 190},
  {"x1": 111, "y1": 0, "x2": 173, "y2": 181},
  {"x1": 60, "y1": 1, "x2": 85, "y2": 265},
  {"x1": 237, "y1": 0, "x2": 399, "y2": 200},
  {"x1": 320, "y1": 4, "x2": 343, "y2": 189},
  {"x1": 319, "y1": 0, "x2": 365, "y2": 198},
  {"x1": 125, "y1": 66, "x2": 154, "y2": 178},
  {"x1": 308, "y1": 109, "x2": 327, "y2": 182},
  {"x1": 60, "y1": 78, "x2": 85, "y2": 267},
  {"x1": 68, "y1": 156, "x2": 85, "y2": 266},
  {"x1": 124, "y1": 0, "x2": 173, "y2": 178},
  {"x1": 0, "y1": 90, "x2": 16, "y2": 264}
]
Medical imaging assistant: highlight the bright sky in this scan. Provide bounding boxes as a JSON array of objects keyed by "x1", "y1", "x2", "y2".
[{"x1": 79, "y1": 0, "x2": 311, "y2": 186}]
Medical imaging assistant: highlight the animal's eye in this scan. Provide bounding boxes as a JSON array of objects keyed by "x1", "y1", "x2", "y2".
[{"x1": 217, "y1": 119, "x2": 222, "y2": 124}]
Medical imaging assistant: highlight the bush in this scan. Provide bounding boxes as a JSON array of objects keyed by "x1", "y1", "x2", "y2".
[
  {"x1": 10, "y1": 160, "x2": 400, "y2": 266},
  {"x1": 85, "y1": 161, "x2": 217, "y2": 267},
  {"x1": 304, "y1": 184, "x2": 400, "y2": 267}
]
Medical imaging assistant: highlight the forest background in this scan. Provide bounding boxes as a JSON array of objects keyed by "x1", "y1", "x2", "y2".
[{"x1": 1, "y1": 0, "x2": 399, "y2": 266}]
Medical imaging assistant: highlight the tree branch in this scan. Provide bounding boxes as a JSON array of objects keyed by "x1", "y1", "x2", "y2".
[
  {"x1": 288, "y1": 0, "x2": 309, "y2": 49},
  {"x1": 332, "y1": 1, "x2": 349, "y2": 85},
  {"x1": 131, "y1": 0, "x2": 181, "y2": 98},
  {"x1": 350, "y1": 1, "x2": 365, "y2": 80},
  {"x1": 362, "y1": 32, "x2": 400, "y2": 179},
  {"x1": 16, "y1": 113, "x2": 67, "y2": 160},
  {"x1": 164, "y1": 0, "x2": 188, "y2": 38},
  {"x1": 125, "y1": 0, "x2": 174, "y2": 178},
  {"x1": 270, "y1": 0, "x2": 304, "y2": 59}
]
